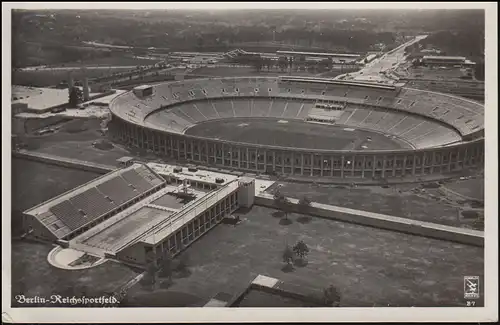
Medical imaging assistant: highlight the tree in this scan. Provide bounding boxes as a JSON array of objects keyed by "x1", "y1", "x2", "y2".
[
  {"x1": 278, "y1": 56, "x2": 288, "y2": 72},
  {"x1": 263, "y1": 58, "x2": 273, "y2": 71},
  {"x1": 158, "y1": 250, "x2": 173, "y2": 283},
  {"x1": 68, "y1": 86, "x2": 83, "y2": 108},
  {"x1": 145, "y1": 260, "x2": 158, "y2": 287},
  {"x1": 282, "y1": 245, "x2": 294, "y2": 265},
  {"x1": 273, "y1": 188, "x2": 282, "y2": 200},
  {"x1": 293, "y1": 240, "x2": 309, "y2": 260},
  {"x1": 177, "y1": 252, "x2": 189, "y2": 273},
  {"x1": 298, "y1": 55, "x2": 306, "y2": 67},
  {"x1": 318, "y1": 58, "x2": 330, "y2": 72},
  {"x1": 474, "y1": 62, "x2": 485, "y2": 81},
  {"x1": 298, "y1": 196, "x2": 312, "y2": 213},
  {"x1": 273, "y1": 191, "x2": 291, "y2": 220},
  {"x1": 323, "y1": 285, "x2": 341, "y2": 307},
  {"x1": 175, "y1": 242, "x2": 190, "y2": 274},
  {"x1": 251, "y1": 55, "x2": 264, "y2": 71},
  {"x1": 281, "y1": 197, "x2": 292, "y2": 220},
  {"x1": 196, "y1": 36, "x2": 204, "y2": 50}
]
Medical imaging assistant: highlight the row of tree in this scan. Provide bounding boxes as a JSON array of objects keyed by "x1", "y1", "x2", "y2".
[
  {"x1": 273, "y1": 188, "x2": 312, "y2": 221},
  {"x1": 68, "y1": 86, "x2": 83, "y2": 107},
  {"x1": 143, "y1": 244, "x2": 191, "y2": 289}
]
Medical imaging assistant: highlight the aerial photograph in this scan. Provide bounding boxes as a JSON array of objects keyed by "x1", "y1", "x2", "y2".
[{"x1": 6, "y1": 4, "x2": 492, "y2": 318}]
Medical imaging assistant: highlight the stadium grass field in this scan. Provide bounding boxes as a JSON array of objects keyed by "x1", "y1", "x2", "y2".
[
  {"x1": 126, "y1": 205, "x2": 484, "y2": 307},
  {"x1": 185, "y1": 118, "x2": 411, "y2": 150}
]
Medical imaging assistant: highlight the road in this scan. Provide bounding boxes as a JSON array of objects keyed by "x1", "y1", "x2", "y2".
[{"x1": 336, "y1": 35, "x2": 428, "y2": 83}]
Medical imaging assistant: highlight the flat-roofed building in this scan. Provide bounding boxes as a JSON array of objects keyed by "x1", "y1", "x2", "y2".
[{"x1": 421, "y1": 56, "x2": 476, "y2": 67}]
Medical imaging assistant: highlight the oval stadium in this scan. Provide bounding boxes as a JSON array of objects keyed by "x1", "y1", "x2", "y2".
[{"x1": 109, "y1": 76, "x2": 484, "y2": 181}]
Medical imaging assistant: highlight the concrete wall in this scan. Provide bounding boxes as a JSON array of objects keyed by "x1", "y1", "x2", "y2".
[
  {"x1": 222, "y1": 274, "x2": 329, "y2": 307},
  {"x1": 12, "y1": 117, "x2": 27, "y2": 135},
  {"x1": 20, "y1": 115, "x2": 71, "y2": 134},
  {"x1": 115, "y1": 242, "x2": 147, "y2": 265},
  {"x1": 255, "y1": 194, "x2": 484, "y2": 247},
  {"x1": 251, "y1": 282, "x2": 325, "y2": 307},
  {"x1": 22, "y1": 214, "x2": 57, "y2": 241}
]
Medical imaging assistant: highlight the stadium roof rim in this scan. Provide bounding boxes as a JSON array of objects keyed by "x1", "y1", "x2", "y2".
[{"x1": 109, "y1": 76, "x2": 484, "y2": 147}]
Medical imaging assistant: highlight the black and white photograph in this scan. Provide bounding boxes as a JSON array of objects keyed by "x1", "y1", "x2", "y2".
[{"x1": 2, "y1": 2, "x2": 498, "y2": 323}]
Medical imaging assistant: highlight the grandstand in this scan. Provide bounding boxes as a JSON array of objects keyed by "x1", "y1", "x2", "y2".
[
  {"x1": 23, "y1": 163, "x2": 166, "y2": 241},
  {"x1": 108, "y1": 76, "x2": 484, "y2": 180}
]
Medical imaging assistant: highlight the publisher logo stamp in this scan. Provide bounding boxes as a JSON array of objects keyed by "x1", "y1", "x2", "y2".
[{"x1": 464, "y1": 276, "x2": 480, "y2": 299}]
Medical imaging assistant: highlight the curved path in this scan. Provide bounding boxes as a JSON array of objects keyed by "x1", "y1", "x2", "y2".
[{"x1": 48, "y1": 246, "x2": 107, "y2": 270}]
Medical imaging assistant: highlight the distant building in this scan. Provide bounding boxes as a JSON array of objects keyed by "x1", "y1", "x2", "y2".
[
  {"x1": 133, "y1": 85, "x2": 154, "y2": 97},
  {"x1": 421, "y1": 49, "x2": 442, "y2": 54},
  {"x1": 276, "y1": 50, "x2": 360, "y2": 64},
  {"x1": 421, "y1": 56, "x2": 476, "y2": 68},
  {"x1": 116, "y1": 156, "x2": 135, "y2": 167},
  {"x1": 11, "y1": 86, "x2": 69, "y2": 114},
  {"x1": 362, "y1": 54, "x2": 377, "y2": 64}
]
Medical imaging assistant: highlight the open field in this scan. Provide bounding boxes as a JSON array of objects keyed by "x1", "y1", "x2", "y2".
[
  {"x1": 125, "y1": 205, "x2": 483, "y2": 307},
  {"x1": 185, "y1": 118, "x2": 408, "y2": 150},
  {"x1": 15, "y1": 118, "x2": 133, "y2": 166},
  {"x1": 443, "y1": 178, "x2": 485, "y2": 201}
]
